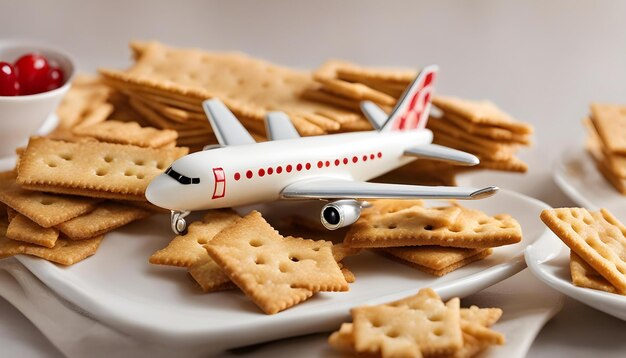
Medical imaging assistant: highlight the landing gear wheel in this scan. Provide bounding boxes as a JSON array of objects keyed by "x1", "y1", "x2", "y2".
[{"x1": 170, "y1": 210, "x2": 191, "y2": 235}]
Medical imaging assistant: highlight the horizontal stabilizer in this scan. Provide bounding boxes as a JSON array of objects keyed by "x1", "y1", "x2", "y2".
[
  {"x1": 281, "y1": 178, "x2": 497, "y2": 200},
  {"x1": 404, "y1": 144, "x2": 479, "y2": 166}
]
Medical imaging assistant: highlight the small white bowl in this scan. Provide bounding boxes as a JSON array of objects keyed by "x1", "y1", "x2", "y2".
[{"x1": 0, "y1": 41, "x2": 75, "y2": 157}]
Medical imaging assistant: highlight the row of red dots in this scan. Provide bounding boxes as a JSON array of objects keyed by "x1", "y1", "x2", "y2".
[{"x1": 233, "y1": 152, "x2": 382, "y2": 181}]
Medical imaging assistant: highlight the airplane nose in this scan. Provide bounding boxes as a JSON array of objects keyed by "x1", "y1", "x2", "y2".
[{"x1": 145, "y1": 174, "x2": 179, "y2": 209}]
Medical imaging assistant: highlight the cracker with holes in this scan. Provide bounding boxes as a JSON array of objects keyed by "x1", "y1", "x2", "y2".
[
  {"x1": 0, "y1": 174, "x2": 100, "y2": 228},
  {"x1": 345, "y1": 205, "x2": 522, "y2": 249},
  {"x1": 56, "y1": 202, "x2": 151, "y2": 240},
  {"x1": 328, "y1": 289, "x2": 504, "y2": 358},
  {"x1": 72, "y1": 120, "x2": 178, "y2": 148},
  {"x1": 6, "y1": 214, "x2": 60, "y2": 248},
  {"x1": 150, "y1": 209, "x2": 241, "y2": 267},
  {"x1": 206, "y1": 211, "x2": 348, "y2": 314},
  {"x1": 16, "y1": 137, "x2": 188, "y2": 201},
  {"x1": 378, "y1": 246, "x2": 493, "y2": 276},
  {"x1": 0, "y1": 234, "x2": 103, "y2": 265},
  {"x1": 541, "y1": 207, "x2": 626, "y2": 294},
  {"x1": 188, "y1": 257, "x2": 236, "y2": 293},
  {"x1": 351, "y1": 288, "x2": 462, "y2": 357}
]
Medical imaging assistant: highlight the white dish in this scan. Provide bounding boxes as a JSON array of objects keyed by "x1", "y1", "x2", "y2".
[
  {"x1": 525, "y1": 228, "x2": 626, "y2": 321},
  {"x1": 1, "y1": 179, "x2": 550, "y2": 355},
  {"x1": 553, "y1": 147, "x2": 626, "y2": 215},
  {"x1": 223, "y1": 270, "x2": 564, "y2": 358},
  {"x1": 0, "y1": 112, "x2": 58, "y2": 169},
  {"x1": 0, "y1": 41, "x2": 74, "y2": 157}
]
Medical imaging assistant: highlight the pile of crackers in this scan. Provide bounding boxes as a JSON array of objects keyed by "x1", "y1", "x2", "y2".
[
  {"x1": 0, "y1": 124, "x2": 187, "y2": 265},
  {"x1": 149, "y1": 199, "x2": 523, "y2": 314},
  {"x1": 329, "y1": 288, "x2": 504, "y2": 358},
  {"x1": 583, "y1": 103, "x2": 626, "y2": 194},
  {"x1": 541, "y1": 207, "x2": 626, "y2": 295},
  {"x1": 307, "y1": 60, "x2": 534, "y2": 185},
  {"x1": 150, "y1": 210, "x2": 359, "y2": 314},
  {"x1": 344, "y1": 200, "x2": 522, "y2": 276},
  {"x1": 98, "y1": 41, "x2": 371, "y2": 149}
]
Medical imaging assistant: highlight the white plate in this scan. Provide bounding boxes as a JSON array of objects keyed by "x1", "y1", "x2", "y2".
[
  {"x1": 3, "y1": 185, "x2": 550, "y2": 355},
  {"x1": 553, "y1": 147, "x2": 626, "y2": 215},
  {"x1": 223, "y1": 270, "x2": 564, "y2": 358},
  {"x1": 525, "y1": 228, "x2": 626, "y2": 321}
]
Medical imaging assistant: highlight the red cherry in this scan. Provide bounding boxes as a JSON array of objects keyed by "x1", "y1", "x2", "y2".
[
  {"x1": 14, "y1": 53, "x2": 50, "y2": 95},
  {"x1": 43, "y1": 66, "x2": 64, "y2": 91},
  {"x1": 0, "y1": 62, "x2": 20, "y2": 96}
]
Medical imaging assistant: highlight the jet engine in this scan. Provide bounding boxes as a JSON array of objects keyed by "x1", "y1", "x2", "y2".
[{"x1": 320, "y1": 199, "x2": 363, "y2": 230}]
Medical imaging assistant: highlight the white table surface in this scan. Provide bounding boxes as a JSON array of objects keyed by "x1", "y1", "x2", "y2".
[{"x1": 1, "y1": 0, "x2": 626, "y2": 356}]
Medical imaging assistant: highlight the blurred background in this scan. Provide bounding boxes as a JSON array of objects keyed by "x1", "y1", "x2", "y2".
[{"x1": 1, "y1": 0, "x2": 626, "y2": 205}]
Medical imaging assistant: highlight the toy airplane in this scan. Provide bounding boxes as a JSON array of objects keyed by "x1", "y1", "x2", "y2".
[{"x1": 145, "y1": 65, "x2": 498, "y2": 234}]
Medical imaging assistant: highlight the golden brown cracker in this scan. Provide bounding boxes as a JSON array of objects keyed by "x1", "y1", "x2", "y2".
[
  {"x1": 0, "y1": 234, "x2": 103, "y2": 265},
  {"x1": 441, "y1": 113, "x2": 532, "y2": 145},
  {"x1": 99, "y1": 42, "x2": 360, "y2": 131},
  {"x1": 0, "y1": 175, "x2": 100, "y2": 228},
  {"x1": 428, "y1": 116, "x2": 522, "y2": 152},
  {"x1": 56, "y1": 202, "x2": 151, "y2": 240},
  {"x1": 313, "y1": 60, "x2": 397, "y2": 106},
  {"x1": 378, "y1": 246, "x2": 493, "y2": 276},
  {"x1": 206, "y1": 211, "x2": 348, "y2": 314},
  {"x1": 6, "y1": 214, "x2": 59, "y2": 248},
  {"x1": 590, "y1": 103, "x2": 626, "y2": 155},
  {"x1": 335, "y1": 64, "x2": 416, "y2": 85},
  {"x1": 433, "y1": 96, "x2": 533, "y2": 134},
  {"x1": 150, "y1": 209, "x2": 241, "y2": 267},
  {"x1": 540, "y1": 208, "x2": 626, "y2": 293},
  {"x1": 584, "y1": 117, "x2": 626, "y2": 179},
  {"x1": 16, "y1": 137, "x2": 188, "y2": 201},
  {"x1": 351, "y1": 288, "x2": 462, "y2": 357},
  {"x1": 78, "y1": 103, "x2": 114, "y2": 128},
  {"x1": 73, "y1": 120, "x2": 178, "y2": 148},
  {"x1": 346, "y1": 205, "x2": 522, "y2": 249},
  {"x1": 570, "y1": 251, "x2": 618, "y2": 294},
  {"x1": 188, "y1": 257, "x2": 236, "y2": 293}
]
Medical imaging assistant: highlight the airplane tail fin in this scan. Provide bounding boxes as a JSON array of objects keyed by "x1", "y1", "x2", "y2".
[{"x1": 380, "y1": 65, "x2": 438, "y2": 132}]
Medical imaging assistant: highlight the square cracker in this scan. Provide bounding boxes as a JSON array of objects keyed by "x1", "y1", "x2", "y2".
[
  {"x1": 440, "y1": 112, "x2": 532, "y2": 144},
  {"x1": 72, "y1": 120, "x2": 178, "y2": 148},
  {"x1": 432, "y1": 96, "x2": 533, "y2": 134},
  {"x1": 540, "y1": 207, "x2": 626, "y2": 293},
  {"x1": 346, "y1": 205, "x2": 522, "y2": 249},
  {"x1": 206, "y1": 211, "x2": 348, "y2": 314},
  {"x1": 584, "y1": 117, "x2": 626, "y2": 179},
  {"x1": 590, "y1": 103, "x2": 626, "y2": 155},
  {"x1": 6, "y1": 214, "x2": 59, "y2": 248},
  {"x1": 56, "y1": 202, "x2": 151, "y2": 240},
  {"x1": 329, "y1": 305, "x2": 503, "y2": 357},
  {"x1": 16, "y1": 137, "x2": 188, "y2": 201},
  {"x1": 150, "y1": 209, "x2": 241, "y2": 267},
  {"x1": 378, "y1": 246, "x2": 493, "y2": 276},
  {"x1": 570, "y1": 251, "x2": 618, "y2": 294},
  {"x1": 351, "y1": 288, "x2": 462, "y2": 357},
  {"x1": 187, "y1": 257, "x2": 235, "y2": 293},
  {"x1": 0, "y1": 174, "x2": 100, "y2": 228},
  {"x1": 0, "y1": 234, "x2": 103, "y2": 265}
]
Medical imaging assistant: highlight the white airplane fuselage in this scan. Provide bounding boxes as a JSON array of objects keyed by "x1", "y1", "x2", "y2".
[{"x1": 145, "y1": 129, "x2": 433, "y2": 211}]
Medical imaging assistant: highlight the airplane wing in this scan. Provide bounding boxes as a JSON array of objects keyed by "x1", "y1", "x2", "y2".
[
  {"x1": 360, "y1": 101, "x2": 387, "y2": 130},
  {"x1": 265, "y1": 112, "x2": 301, "y2": 140},
  {"x1": 404, "y1": 144, "x2": 479, "y2": 166},
  {"x1": 202, "y1": 99, "x2": 256, "y2": 146},
  {"x1": 280, "y1": 178, "x2": 497, "y2": 200}
]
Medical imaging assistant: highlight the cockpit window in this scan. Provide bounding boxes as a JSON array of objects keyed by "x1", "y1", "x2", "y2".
[{"x1": 165, "y1": 167, "x2": 200, "y2": 185}]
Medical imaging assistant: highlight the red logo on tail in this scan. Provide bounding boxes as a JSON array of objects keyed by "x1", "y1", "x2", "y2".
[{"x1": 390, "y1": 67, "x2": 437, "y2": 131}]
